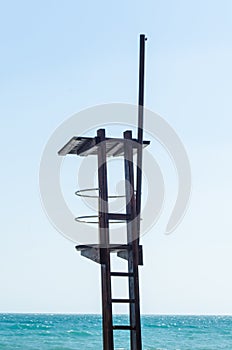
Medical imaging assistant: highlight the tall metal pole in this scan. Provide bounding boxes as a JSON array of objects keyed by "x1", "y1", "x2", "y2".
[{"x1": 136, "y1": 34, "x2": 147, "y2": 233}]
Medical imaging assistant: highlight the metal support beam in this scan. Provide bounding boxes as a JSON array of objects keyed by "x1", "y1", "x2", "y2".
[
  {"x1": 124, "y1": 130, "x2": 142, "y2": 350},
  {"x1": 97, "y1": 128, "x2": 114, "y2": 350}
]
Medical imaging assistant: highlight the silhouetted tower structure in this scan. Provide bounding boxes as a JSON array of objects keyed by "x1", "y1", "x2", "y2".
[{"x1": 58, "y1": 34, "x2": 148, "y2": 350}]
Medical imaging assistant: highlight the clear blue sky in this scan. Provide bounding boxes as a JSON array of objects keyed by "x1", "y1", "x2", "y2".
[{"x1": 0, "y1": 0, "x2": 232, "y2": 314}]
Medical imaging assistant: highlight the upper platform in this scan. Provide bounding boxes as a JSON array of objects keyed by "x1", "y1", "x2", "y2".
[{"x1": 58, "y1": 136, "x2": 150, "y2": 157}]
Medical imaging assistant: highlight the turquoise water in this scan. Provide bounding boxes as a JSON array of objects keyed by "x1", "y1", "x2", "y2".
[{"x1": 0, "y1": 314, "x2": 232, "y2": 349}]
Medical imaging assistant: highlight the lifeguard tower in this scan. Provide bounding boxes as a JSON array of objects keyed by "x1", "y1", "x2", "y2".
[{"x1": 58, "y1": 34, "x2": 148, "y2": 350}]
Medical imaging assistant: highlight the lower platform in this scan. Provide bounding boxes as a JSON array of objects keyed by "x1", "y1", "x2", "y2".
[{"x1": 76, "y1": 244, "x2": 143, "y2": 265}]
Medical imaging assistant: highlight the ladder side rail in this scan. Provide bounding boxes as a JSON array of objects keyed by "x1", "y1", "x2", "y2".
[{"x1": 124, "y1": 130, "x2": 142, "y2": 350}]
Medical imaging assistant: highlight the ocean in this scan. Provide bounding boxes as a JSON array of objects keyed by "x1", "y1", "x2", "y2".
[{"x1": 0, "y1": 314, "x2": 231, "y2": 349}]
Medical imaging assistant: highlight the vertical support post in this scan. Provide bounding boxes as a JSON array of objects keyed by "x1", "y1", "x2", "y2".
[
  {"x1": 124, "y1": 130, "x2": 142, "y2": 350},
  {"x1": 97, "y1": 128, "x2": 114, "y2": 350},
  {"x1": 136, "y1": 34, "x2": 146, "y2": 239}
]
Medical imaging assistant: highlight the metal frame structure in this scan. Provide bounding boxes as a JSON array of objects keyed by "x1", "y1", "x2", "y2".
[{"x1": 58, "y1": 34, "x2": 147, "y2": 350}]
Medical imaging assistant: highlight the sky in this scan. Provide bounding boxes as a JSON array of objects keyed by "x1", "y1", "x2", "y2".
[{"x1": 0, "y1": 0, "x2": 232, "y2": 315}]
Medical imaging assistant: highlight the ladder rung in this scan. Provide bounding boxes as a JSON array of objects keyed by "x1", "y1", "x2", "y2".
[
  {"x1": 76, "y1": 244, "x2": 132, "y2": 252},
  {"x1": 111, "y1": 298, "x2": 135, "y2": 303},
  {"x1": 113, "y1": 325, "x2": 136, "y2": 330},
  {"x1": 107, "y1": 213, "x2": 131, "y2": 221},
  {"x1": 110, "y1": 272, "x2": 134, "y2": 277}
]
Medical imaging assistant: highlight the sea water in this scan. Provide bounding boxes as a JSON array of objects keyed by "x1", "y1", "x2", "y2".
[{"x1": 0, "y1": 314, "x2": 232, "y2": 349}]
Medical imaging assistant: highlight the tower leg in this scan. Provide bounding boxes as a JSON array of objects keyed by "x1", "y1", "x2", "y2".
[{"x1": 97, "y1": 128, "x2": 114, "y2": 350}]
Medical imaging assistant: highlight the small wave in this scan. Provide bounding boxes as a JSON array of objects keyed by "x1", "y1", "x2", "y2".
[{"x1": 66, "y1": 329, "x2": 93, "y2": 336}]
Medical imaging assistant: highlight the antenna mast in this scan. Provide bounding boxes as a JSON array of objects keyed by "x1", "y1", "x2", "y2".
[{"x1": 136, "y1": 34, "x2": 147, "y2": 230}]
